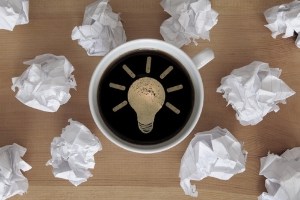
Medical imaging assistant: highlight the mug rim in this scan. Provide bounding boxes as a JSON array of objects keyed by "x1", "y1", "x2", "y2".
[{"x1": 89, "y1": 39, "x2": 204, "y2": 154}]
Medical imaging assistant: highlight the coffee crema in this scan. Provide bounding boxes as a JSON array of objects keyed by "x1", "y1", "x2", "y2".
[{"x1": 97, "y1": 50, "x2": 195, "y2": 145}]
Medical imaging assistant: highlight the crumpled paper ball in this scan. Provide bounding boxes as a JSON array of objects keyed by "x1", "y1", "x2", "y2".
[
  {"x1": 264, "y1": 0, "x2": 300, "y2": 48},
  {"x1": 258, "y1": 147, "x2": 300, "y2": 200},
  {"x1": 0, "y1": 0, "x2": 29, "y2": 31},
  {"x1": 160, "y1": 0, "x2": 218, "y2": 48},
  {"x1": 71, "y1": 0, "x2": 126, "y2": 56},
  {"x1": 179, "y1": 126, "x2": 247, "y2": 197},
  {"x1": 217, "y1": 61, "x2": 295, "y2": 126},
  {"x1": 0, "y1": 143, "x2": 32, "y2": 200},
  {"x1": 11, "y1": 54, "x2": 77, "y2": 112},
  {"x1": 46, "y1": 119, "x2": 102, "y2": 186}
]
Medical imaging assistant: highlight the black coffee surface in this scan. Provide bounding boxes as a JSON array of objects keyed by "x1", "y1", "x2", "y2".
[{"x1": 98, "y1": 50, "x2": 194, "y2": 145}]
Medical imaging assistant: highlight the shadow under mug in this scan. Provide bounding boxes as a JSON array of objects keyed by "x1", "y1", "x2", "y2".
[{"x1": 89, "y1": 39, "x2": 214, "y2": 154}]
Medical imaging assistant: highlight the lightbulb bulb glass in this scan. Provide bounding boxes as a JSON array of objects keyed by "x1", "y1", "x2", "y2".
[{"x1": 128, "y1": 77, "x2": 165, "y2": 133}]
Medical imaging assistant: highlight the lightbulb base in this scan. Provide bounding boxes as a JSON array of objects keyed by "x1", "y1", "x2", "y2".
[{"x1": 138, "y1": 122, "x2": 153, "y2": 134}]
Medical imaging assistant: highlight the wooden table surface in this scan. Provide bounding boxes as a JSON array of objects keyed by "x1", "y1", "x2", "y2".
[{"x1": 0, "y1": 0, "x2": 299, "y2": 199}]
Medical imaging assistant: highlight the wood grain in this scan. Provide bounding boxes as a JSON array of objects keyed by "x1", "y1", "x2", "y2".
[{"x1": 0, "y1": 0, "x2": 299, "y2": 199}]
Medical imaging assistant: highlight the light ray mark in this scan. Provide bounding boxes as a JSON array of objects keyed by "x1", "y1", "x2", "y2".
[
  {"x1": 160, "y1": 66, "x2": 173, "y2": 79},
  {"x1": 112, "y1": 101, "x2": 128, "y2": 112},
  {"x1": 122, "y1": 65, "x2": 136, "y2": 78},
  {"x1": 167, "y1": 84, "x2": 183, "y2": 93},
  {"x1": 165, "y1": 102, "x2": 180, "y2": 114},
  {"x1": 109, "y1": 83, "x2": 126, "y2": 91},
  {"x1": 146, "y1": 56, "x2": 151, "y2": 73}
]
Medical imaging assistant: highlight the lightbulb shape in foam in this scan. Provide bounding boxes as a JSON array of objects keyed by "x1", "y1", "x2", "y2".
[{"x1": 128, "y1": 77, "x2": 165, "y2": 134}]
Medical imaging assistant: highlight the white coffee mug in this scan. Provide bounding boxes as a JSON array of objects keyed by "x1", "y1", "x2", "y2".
[{"x1": 89, "y1": 39, "x2": 214, "y2": 154}]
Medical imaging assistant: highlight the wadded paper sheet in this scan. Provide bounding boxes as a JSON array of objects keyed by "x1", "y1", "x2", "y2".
[
  {"x1": 46, "y1": 119, "x2": 102, "y2": 186},
  {"x1": 264, "y1": 0, "x2": 300, "y2": 48},
  {"x1": 217, "y1": 61, "x2": 295, "y2": 126},
  {"x1": 259, "y1": 147, "x2": 300, "y2": 200},
  {"x1": 160, "y1": 0, "x2": 218, "y2": 48},
  {"x1": 0, "y1": 0, "x2": 29, "y2": 31},
  {"x1": 0, "y1": 143, "x2": 31, "y2": 200},
  {"x1": 11, "y1": 54, "x2": 77, "y2": 112},
  {"x1": 72, "y1": 0, "x2": 126, "y2": 56},
  {"x1": 179, "y1": 127, "x2": 247, "y2": 197}
]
